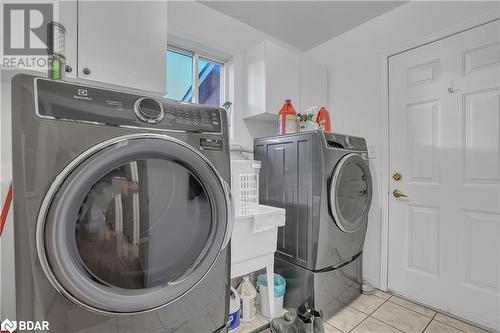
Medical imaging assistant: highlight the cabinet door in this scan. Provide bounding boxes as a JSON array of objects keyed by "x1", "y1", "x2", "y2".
[
  {"x1": 266, "y1": 41, "x2": 301, "y2": 116},
  {"x1": 78, "y1": 1, "x2": 167, "y2": 93},
  {"x1": 300, "y1": 59, "x2": 328, "y2": 113},
  {"x1": 243, "y1": 41, "x2": 266, "y2": 118}
]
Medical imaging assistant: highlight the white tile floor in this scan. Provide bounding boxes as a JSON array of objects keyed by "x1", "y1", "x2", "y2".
[{"x1": 238, "y1": 290, "x2": 491, "y2": 333}]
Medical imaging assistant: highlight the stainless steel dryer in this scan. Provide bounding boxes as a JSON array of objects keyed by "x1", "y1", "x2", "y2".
[
  {"x1": 11, "y1": 74, "x2": 233, "y2": 332},
  {"x1": 254, "y1": 131, "x2": 372, "y2": 311}
]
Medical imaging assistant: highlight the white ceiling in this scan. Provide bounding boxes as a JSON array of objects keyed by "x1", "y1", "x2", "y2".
[{"x1": 200, "y1": 1, "x2": 406, "y2": 51}]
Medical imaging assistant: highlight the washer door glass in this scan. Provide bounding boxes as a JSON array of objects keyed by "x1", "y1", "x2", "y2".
[
  {"x1": 39, "y1": 136, "x2": 229, "y2": 314},
  {"x1": 329, "y1": 153, "x2": 372, "y2": 233}
]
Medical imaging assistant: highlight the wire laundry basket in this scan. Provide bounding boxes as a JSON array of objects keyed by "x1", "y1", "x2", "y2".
[{"x1": 231, "y1": 160, "x2": 261, "y2": 216}]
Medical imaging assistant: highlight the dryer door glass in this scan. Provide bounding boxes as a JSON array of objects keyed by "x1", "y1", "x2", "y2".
[
  {"x1": 75, "y1": 159, "x2": 212, "y2": 290},
  {"x1": 330, "y1": 154, "x2": 372, "y2": 233},
  {"x1": 39, "y1": 136, "x2": 229, "y2": 314}
]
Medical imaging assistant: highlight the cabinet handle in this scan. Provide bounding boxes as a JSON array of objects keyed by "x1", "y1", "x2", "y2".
[
  {"x1": 65, "y1": 65, "x2": 72, "y2": 73},
  {"x1": 82, "y1": 67, "x2": 91, "y2": 75}
]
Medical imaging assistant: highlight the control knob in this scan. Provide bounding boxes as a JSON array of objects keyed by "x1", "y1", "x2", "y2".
[
  {"x1": 134, "y1": 98, "x2": 164, "y2": 123},
  {"x1": 345, "y1": 136, "x2": 354, "y2": 149}
]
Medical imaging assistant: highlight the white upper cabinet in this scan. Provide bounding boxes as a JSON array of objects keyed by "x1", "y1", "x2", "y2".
[
  {"x1": 243, "y1": 40, "x2": 301, "y2": 120},
  {"x1": 78, "y1": 1, "x2": 167, "y2": 94},
  {"x1": 243, "y1": 40, "x2": 327, "y2": 120}
]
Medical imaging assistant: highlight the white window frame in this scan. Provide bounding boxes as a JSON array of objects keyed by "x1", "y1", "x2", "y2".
[{"x1": 167, "y1": 45, "x2": 225, "y2": 106}]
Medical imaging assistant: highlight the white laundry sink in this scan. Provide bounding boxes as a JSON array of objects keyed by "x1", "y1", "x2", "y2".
[{"x1": 231, "y1": 204, "x2": 286, "y2": 278}]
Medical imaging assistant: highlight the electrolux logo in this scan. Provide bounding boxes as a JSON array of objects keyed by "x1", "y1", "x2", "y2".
[
  {"x1": 74, "y1": 88, "x2": 92, "y2": 101},
  {"x1": 2, "y1": 2, "x2": 53, "y2": 70},
  {"x1": 1, "y1": 318, "x2": 50, "y2": 332}
]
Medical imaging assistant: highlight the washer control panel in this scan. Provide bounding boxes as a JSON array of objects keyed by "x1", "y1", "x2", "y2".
[
  {"x1": 324, "y1": 132, "x2": 367, "y2": 151},
  {"x1": 35, "y1": 78, "x2": 223, "y2": 133}
]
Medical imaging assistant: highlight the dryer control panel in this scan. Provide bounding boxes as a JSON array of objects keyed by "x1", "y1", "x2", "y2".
[
  {"x1": 35, "y1": 78, "x2": 223, "y2": 133},
  {"x1": 323, "y1": 132, "x2": 367, "y2": 151}
]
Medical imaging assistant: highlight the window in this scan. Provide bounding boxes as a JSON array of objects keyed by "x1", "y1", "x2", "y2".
[{"x1": 166, "y1": 46, "x2": 224, "y2": 107}]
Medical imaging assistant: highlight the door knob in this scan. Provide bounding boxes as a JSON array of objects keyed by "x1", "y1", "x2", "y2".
[
  {"x1": 393, "y1": 189, "x2": 408, "y2": 198},
  {"x1": 82, "y1": 67, "x2": 91, "y2": 75},
  {"x1": 65, "y1": 65, "x2": 72, "y2": 73}
]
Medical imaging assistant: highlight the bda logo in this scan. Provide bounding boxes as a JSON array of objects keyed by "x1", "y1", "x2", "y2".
[
  {"x1": 3, "y1": 3, "x2": 53, "y2": 55},
  {"x1": 0, "y1": 318, "x2": 49, "y2": 332},
  {"x1": 1, "y1": 318, "x2": 17, "y2": 333}
]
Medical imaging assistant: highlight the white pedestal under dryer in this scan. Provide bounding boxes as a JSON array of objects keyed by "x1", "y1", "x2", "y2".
[
  {"x1": 254, "y1": 131, "x2": 372, "y2": 312},
  {"x1": 10, "y1": 74, "x2": 233, "y2": 332}
]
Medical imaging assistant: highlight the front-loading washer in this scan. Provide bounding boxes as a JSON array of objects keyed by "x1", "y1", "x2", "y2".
[
  {"x1": 10, "y1": 74, "x2": 233, "y2": 332},
  {"x1": 255, "y1": 131, "x2": 372, "y2": 311}
]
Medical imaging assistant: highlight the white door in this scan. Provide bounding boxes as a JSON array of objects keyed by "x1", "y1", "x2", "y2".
[{"x1": 389, "y1": 20, "x2": 500, "y2": 331}]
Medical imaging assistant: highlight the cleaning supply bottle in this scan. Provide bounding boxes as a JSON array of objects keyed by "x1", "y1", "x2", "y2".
[
  {"x1": 303, "y1": 106, "x2": 320, "y2": 131},
  {"x1": 278, "y1": 99, "x2": 298, "y2": 135},
  {"x1": 228, "y1": 287, "x2": 241, "y2": 332},
  {"x1": 238, "y1": 276, "x2": 257, "y2": 322},
  {"x1": 315, "y1": 106, "x2": 331, "y2": 132}
]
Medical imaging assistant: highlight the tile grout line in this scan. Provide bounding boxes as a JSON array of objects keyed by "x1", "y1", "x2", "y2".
[
  {"x1": 431, "y1": 316, "x2": 469, "y2": 333},
  {"x1": 386, "y1": 294, "x2": 482, "y2": 332},
  {"x1": 345, "y1": 293, "x2": 391, "y2": 332},
  {"x1": 377, "y1": 301, "x2": 434, "y2": 333},
  {"x1": 351, "y1": 294, "x2": 391, "y2": 316},
  {"x1": 386, "y1": 297, "x2": 443, "y2": 322},
  {"x1": 365, "y1": 296, "x2": 406, "y2": 333},
  {"x1": 333, "y1": 290, "x2": 484, "y2": 333},
  {"x1": 421, "y1": 312, "x2": 438, "y2": 333},
  {"x1": 370, "y1": 297, "x2": 468, "y2": 333},
  {"x1": 346, "y1": 317, "x2": 367, "y2": 333},
  {"x1": 372, "y1": 292, "x2": 392, "y2": 301},
  {"x1": 387, "y1": 297, "x2": 437, "y2": 319},
  {"x1": 368, "y1": 316, "x2": 406, "y2": 333}
]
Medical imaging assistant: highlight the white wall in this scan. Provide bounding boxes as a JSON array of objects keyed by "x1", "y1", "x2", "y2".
[
  {"x1": 306, "y1": 1, "x2": 500, "y2": 289},
  {"x1": 167, "y1": 1, "x2": 303, "y2": 149}
]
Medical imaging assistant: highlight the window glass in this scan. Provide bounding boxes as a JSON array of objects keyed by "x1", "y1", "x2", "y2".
[
  {"x1": 198, "y1": 59, "x2": 222, "y2": 107},
  {"x1": 166, "y1": 47, "x2": 224, "y2": 106},
  {"x1": 75, "y1": 159, "x2": 212, "y2": 289},
  {"x1": 166, "y1": 50, "x2": 193, "y2": 102}
]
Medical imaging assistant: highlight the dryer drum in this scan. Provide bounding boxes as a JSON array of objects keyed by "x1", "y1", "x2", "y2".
[
  {"x1": 36, "y1": 134, "x2": 230, "y2": 315},
  {"x1": 329, "y1": 153, "x2": 373, "y2": 233}
]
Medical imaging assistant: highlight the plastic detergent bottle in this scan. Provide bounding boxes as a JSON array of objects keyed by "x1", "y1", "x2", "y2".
[
  {"x1": 278, "y1": 99, "x2": 297, "y2": 135},
  {"x1": 228, "y1": 287, "x2": 241, "y2": 332},
  {"x1": 316, "y1": 106, "x2": 331, "y2": 132},
  {"x1": 238, "y1": 276, "x2": 257, "y2": 322}
]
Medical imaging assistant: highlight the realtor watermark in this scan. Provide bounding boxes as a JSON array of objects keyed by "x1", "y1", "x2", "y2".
[
  {"x1": 2, "y1": 2, "x2": 53, "y2": 70},
  {"x1": 1, "y1": 318, "x2": 50, "y2": 332}
]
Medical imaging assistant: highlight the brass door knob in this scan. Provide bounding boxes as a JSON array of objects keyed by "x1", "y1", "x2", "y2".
[
  {"x1": 393, "y1": 190, "x2": 408, "y2": 198},
  {"x1": 393, "y1": 172, "x2": 402, "y2": 181}
]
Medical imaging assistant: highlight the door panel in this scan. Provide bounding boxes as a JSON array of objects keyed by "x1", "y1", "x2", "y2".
[
  {"x1": 389, "y1": 20, "x2": 500, "y2": 331},
  {"x1": 406, "y1": 205, "x2": 439, "y2": 277},
  {"x1": 464, "y1": 89, "x2": 499, "y2": 183}
]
